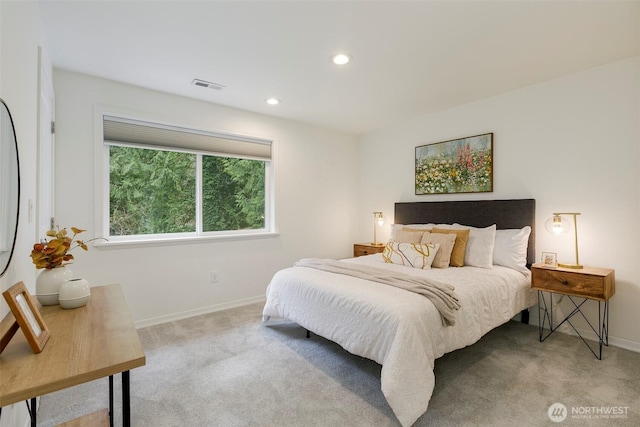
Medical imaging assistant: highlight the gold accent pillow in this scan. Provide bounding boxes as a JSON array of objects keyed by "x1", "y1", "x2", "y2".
[
  {"x1": 382, "y1": 242, "x2": 440, "y2": 269},
  {"x1": 421, "y1": 232, "x2": 457, "y2": 268},
  {"x1": 431, "y1": 228, "x2": 470, "y2": 267}
]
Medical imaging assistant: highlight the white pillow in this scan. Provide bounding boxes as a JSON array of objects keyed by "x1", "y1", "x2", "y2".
[
  {"x1": 390, "y1": 224, "x2": 403, "y2": 240},
  {"x1": 493, "y1": 226, "x2": 531, "y2": 273},
  {"x1": 382, "y1": 242, "x2": 440, "y2": 269},
  {"x1": 452, "y1": 223, "x2": 497, "y2": 268}
]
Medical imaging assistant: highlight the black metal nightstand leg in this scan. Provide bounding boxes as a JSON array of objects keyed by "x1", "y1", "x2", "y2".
[
  {"x1": 537, "y1": 290, "x2": 609, "y2": 360},
  {"x1": 538, "y1": 291, "x2": 554, "y2": 342}
]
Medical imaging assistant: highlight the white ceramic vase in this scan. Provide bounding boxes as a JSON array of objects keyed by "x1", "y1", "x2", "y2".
[
  {"x1": 58, "y1": 278, "x2": 91, "y2": 309},
  {"x1": 36, "y1": 266, "x2": 73, "y2": 305}
]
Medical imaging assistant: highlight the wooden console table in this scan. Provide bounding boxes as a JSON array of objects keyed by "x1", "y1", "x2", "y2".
[{"x1": 0, "y1": 284, "x2": 146, "y2": 426}]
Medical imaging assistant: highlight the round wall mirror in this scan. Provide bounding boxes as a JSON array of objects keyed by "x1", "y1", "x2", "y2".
[{"x1": 0, "y1": 98, "x2": 20, "y2": 277}]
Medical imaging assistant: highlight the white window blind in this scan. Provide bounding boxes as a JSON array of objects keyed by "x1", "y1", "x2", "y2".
[{"x1": 103, "y1": 116, "x2": 271, "y2": 160}]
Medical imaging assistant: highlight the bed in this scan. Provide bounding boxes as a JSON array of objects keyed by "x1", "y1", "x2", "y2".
[{"x1": 262, "y1": 199, "x2": 536, "y2": 426}]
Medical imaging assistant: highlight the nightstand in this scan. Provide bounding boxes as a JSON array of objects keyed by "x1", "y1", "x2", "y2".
[
  {"x1": 531, "y1": 263, "x2": 615, "y2": 359},
  {"x1": 353, "y1": 243, "x2": 385, "y2": 257}
]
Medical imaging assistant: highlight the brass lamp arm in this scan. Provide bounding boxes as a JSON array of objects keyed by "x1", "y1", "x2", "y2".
[{"x1": 553, "y1": 212, "x2": 582, "y2": 269}]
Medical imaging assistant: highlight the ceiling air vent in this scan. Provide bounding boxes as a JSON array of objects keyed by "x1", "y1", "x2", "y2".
[{"x1": 191, "y1": 79, "x2": 226, "y2": 91}]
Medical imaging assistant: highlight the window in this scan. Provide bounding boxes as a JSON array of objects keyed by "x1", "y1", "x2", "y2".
[{"x1": 97, "y1": 114, "x2": 274, "y2": 244}]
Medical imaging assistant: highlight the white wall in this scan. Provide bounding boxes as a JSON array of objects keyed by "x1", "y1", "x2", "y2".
[
  {"x1": 0, "y1": 1, "x2": 47, "y2": 293},
  {"x1": 358, "y1": 56, "x2": 640, "y2": 350},
  {"x1": 52, "y1": 69, "x2": 359, "y2": 326},
  {"x1": 0, "y1": 2, "x2": 51, "y2": 426}
]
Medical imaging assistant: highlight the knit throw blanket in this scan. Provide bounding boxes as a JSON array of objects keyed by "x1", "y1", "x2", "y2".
[{"x1": 295, "y1": 258, "x2": 460, "y2": 326}]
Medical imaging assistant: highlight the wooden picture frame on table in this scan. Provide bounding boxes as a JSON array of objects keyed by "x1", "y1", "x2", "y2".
[{"x1": 2, "y1": 281, "x2": 50, "y2": 353}]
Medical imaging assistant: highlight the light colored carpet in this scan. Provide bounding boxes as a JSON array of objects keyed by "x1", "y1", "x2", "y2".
[{"x1": 37, "y1": 302, "x2": 640, "y2": 426}]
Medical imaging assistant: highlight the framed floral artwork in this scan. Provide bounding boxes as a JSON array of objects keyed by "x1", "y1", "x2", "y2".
[{"x1": 415, "y1": 133, "x2": 493, "y2": 195}]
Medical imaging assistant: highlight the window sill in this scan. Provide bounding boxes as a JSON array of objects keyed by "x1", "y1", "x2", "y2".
[{"x1": 93, "y1": 231, "x2": 279, "y2": 250}]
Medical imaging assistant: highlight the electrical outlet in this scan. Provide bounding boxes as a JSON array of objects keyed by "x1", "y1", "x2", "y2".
[{"x1": 210, "y1": 271, "x2": 219, "y2": 284}]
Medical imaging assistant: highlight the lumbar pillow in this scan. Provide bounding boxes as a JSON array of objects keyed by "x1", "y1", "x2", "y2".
[
  {"x1": 421, "y1": 232, "x2": 457, "y2": 268},
  {"x1": 493, "y1": 226, "x2": 531, "y2": 273},
  {"x1": 452, "y1": 223, "x2": 497, "y2": 268},
  {"x1": 382, "y1": 242, "x2": 440, "y2": 269},
  {"x1": 430, "y1": 228, "x2": 470, "y2": 267}
]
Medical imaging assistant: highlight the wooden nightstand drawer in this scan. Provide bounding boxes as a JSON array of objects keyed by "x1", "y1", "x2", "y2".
[
  {"x1": 531, "y1": 264, "x2": 615, "y2": 301},
  {"x1": 353, "y1": 243, "x2": 385, "y2": 257}
]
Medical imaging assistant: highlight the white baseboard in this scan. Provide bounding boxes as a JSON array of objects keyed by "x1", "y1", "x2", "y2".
[
  {"x1": 134, "y1": 295, "x2": 266, "y2": 329},
  {"x1": 607, "y1": 334, "x2": 640, "y2": 353}
]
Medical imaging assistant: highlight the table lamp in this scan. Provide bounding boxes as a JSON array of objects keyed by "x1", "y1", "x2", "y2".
[
  {"x1": 372, "y1": 212, "x2": 384, "y2": 246},
  {"x1": 545, "y1": 212, "x2": 583, "y2": 269}
]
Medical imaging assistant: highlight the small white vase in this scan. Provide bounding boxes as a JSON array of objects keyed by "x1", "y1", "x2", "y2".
[
  {"x1": 58, "y1": 278, "x2": 91, "y2": 309},
  {"x1": 35, "y1": 266, "x2": 73, "y2": 305}
]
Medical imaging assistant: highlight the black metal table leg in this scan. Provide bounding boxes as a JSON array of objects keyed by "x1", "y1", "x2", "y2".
[
  {"x1": 30, "y1": 397, "x2": 36, "y2": 427},
  {"x1": 109, "y1": 375, "x2": 114, "y2": 427},
  {"x1": 123, "y1": 370, "x2": 131, "y2": 427},
  {"x1": 5, "y1": 372, "x2": 133, "y2": 426}
]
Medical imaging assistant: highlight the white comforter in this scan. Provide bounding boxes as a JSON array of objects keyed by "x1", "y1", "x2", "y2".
[{"x1": 262, "y1": 254, "x2": 536, "y2": 426}]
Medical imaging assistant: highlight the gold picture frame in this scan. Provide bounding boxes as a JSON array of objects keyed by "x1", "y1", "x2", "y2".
[
  {"x1": 2, "y1": 281, "x2": 50, "y2": 353},
  {"x1": 541, "y1": 252, "x2": 558, "y2": 268},
  {"x1": 415, "y1": 133, "x2": 493, "y2": 195}
]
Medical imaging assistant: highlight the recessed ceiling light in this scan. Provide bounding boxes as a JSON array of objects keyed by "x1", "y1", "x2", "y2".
[
  {"x1": 331, "y1": 53, "x2": 351, "y2": 65},
  {"x1": 266, "y1": 98, "x2": 280, "y2": 105}
]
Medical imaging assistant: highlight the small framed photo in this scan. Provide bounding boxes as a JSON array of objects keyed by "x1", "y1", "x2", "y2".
[
  {"x1": 541, "y1": 252, "x2": 557, "y2": 268},
  {"x1": 2, "y1": 281, "x2": 50, "y2": 353}
]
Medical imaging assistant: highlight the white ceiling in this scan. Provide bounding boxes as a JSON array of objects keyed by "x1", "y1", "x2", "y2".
[{"x1": 37, "y1": 0, "x2": 640, "y2": 136}]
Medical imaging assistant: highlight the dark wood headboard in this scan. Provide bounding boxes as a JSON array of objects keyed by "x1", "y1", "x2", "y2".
[{"x1": 394, "y1": 199, "x2": 535, "y2": 266}]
